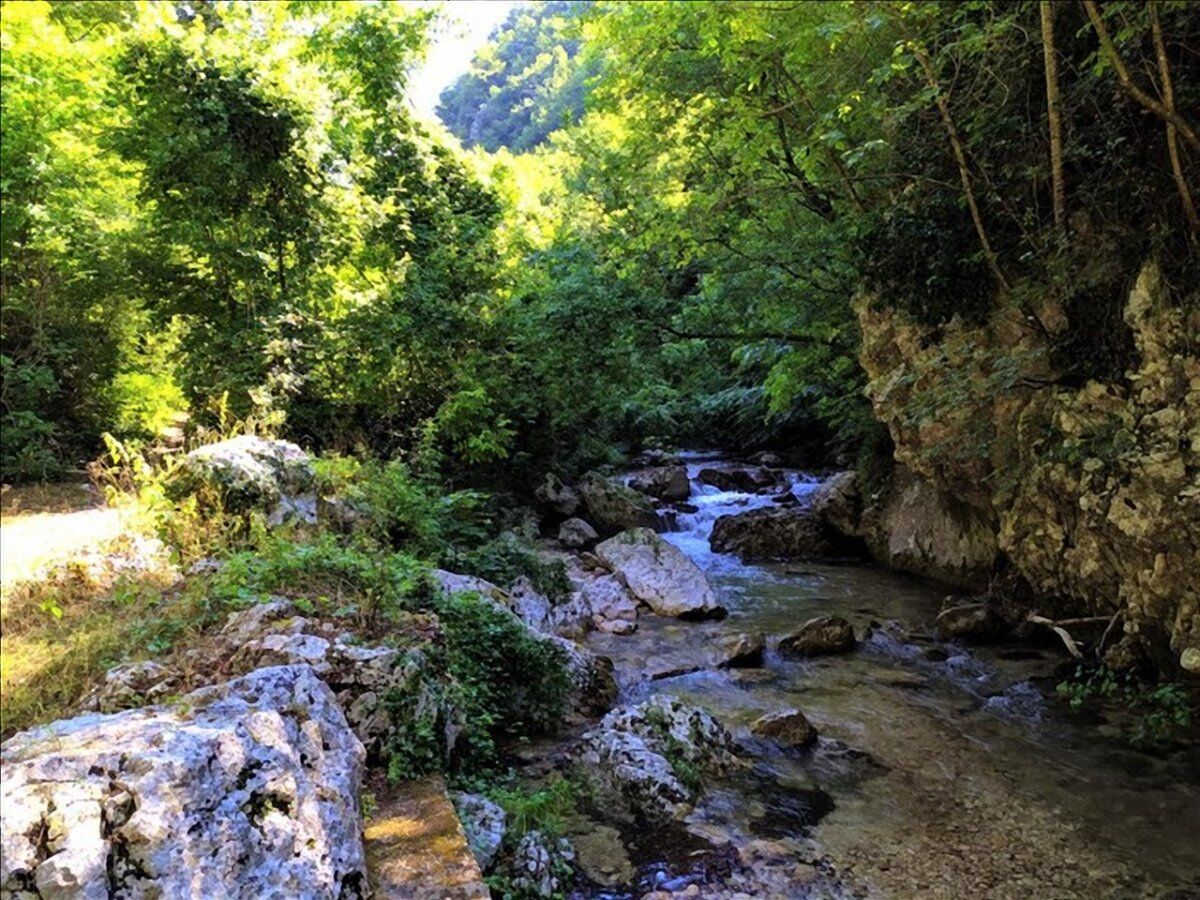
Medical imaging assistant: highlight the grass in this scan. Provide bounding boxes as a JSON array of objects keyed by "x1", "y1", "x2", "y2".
[{"x1": 0, "y1": 547, "x2": 192, "y2": 737}]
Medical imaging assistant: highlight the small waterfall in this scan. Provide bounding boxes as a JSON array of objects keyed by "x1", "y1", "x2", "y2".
[{"x1": 659, "y1": 461, "x2": 822, "y2": 575}]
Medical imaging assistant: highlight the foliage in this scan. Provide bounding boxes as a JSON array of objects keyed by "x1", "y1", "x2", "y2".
[
  {"x1": 437, "y1": 2, "x2": 597, "y2": 153},
  {"x1": 430, "y1": 590, "x2": 570, "y2": 768},
  {"x1": 1057, "y1": 664, "x2": 1195, "y2": 749}
]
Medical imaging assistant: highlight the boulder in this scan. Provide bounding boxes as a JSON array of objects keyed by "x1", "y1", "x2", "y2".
[
  {"x1": 548, "y1": 635, "x2": 618, "y2": 719},
  {"x1": 628, "y1": 466, "x2": 691, "y2": 502},
  {"x1": 751, "y1": 709, "x2": 818, "y2": 749},
  {"x1": 534, "y1": 473, "x2": 581, "y2": 518},
  {"x1": 579, "y1": 475, "x2": 664, "y2": 535},
  {"x1": 595, "y1": 528, "x2": 725, "y2": 619},
  {"x1": 710, "y1": 507, "x2": 838, "y2": 561},
  {"x1": 432, "y1": 569, "x2": 510, "y2": 605},
  {"x1": 0, "y1": 666, "x2": 365, "y2": 899},
  {"x1": 450, "y1": 792, "x2": 507, "y2": 873},
  {"x1": 508, "y1": 576, "x2": 553, "y2": 633},
  {"x1": 697, "y1": 467, "x2": 777, "y2": 493},
  {"x1": 558, "y1": 517, "x2": 599, "y2": 550},
  {"x1": 503, "y1": 831, "x2": 575, "y2": 899},
  {"x1": 570, "y1": 696, "x2": 739, "y2": 822},
  {"x1": 935, "y1": 602, "x2": 1008, "y2": 642},
  {"x1": 810, "y1": 471, "x2": 863, "y2": 538},
  {"x1": 778, "y1": 616, "x2": 857, "y2": 657},
  {"x1": 578, "y1": 574, "x2": 640, "y2": 633},
  {"x1": 172, "y1": 435, "x2": 317, "y2": 525},
  {"x1": 713, "y1": 632, "x2": 766, "y2": 668}
]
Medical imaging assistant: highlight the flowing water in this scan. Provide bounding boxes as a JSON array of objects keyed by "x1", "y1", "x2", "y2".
[{"x1": 572, "y1": 456, "x2": 1200, "y2": 899}]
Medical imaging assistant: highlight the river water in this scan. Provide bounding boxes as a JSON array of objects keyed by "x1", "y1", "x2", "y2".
[{"x1": 571, "y1": 457, "x2": 1200, "y2": 899}]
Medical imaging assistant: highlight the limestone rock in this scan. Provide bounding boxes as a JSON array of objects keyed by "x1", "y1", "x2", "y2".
[
  {"x1": 713, "y1": 632, "x2": 765, "y2": 668},
  {"x1": 810, "y1": 471, "x2": 863, "y2": 538},
  {"x1": 570, "y1": 696, "x2": 739, "y2": 822},
  {"x1": 709, "y1": 507, "x2": 837, "y2": 561},
  {"x1": 778, "y1": 616, "x2": 856, "y2": 657},
  {"x1": 595, "y1": 528, "x2": 724, "y2": 619},
  {"x1": 628, "y1": 465, "x2": 691, "y2": 502},
  {"x1": 935, "y1": 602, "x2": 1007, "y2": 642},
  {"x1": 579, "y1": 475, "x2": 664, "y2": 535},
  {"x1": 450, "y1": 792, "x2": 507, "y2": 873},
  {"x1": 751, "y1": 708, "x2": 818, "y2": 749},
  {"x1": 79, "y1": 661, "x2": 178, "y2": 713},
  {"x1": 508, "y1": 576, "x2": 553, "y2": 633},
  {"x1": 534, "y1": 473, "x2": 581, "y2": 517},
  {"x1": 504, "y1": 831, "x2": 575, "y2": 899},
  {"x1": 172, "y1": 435, "x2": 317, "y2": 526},
  {"x1": 697, "y1": 467, "x2": 777, "y2": 493},
  {"x1": 558, "y1": 517, "x2": 599, "y2": 550},
  {"x1": 578, "y1": 574, "x2": 640, "y2": 632},
  {"x1": 0, "y1": 666, "x2": 365, "y2": 899}
]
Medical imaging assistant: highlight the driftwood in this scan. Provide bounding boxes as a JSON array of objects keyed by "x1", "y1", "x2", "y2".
[{"x1": 1025, "y1": 612, "x2": 1122, "y2": 660}]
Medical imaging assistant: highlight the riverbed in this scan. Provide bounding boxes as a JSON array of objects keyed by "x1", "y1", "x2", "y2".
[{"x1": 563, "y1": 458, "x2": 1200, "y2": 899}]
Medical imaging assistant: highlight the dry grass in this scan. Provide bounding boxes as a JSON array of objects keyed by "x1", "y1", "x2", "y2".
[{"x1": 0, "y1": 485, "x2": 197, "y2": 736}]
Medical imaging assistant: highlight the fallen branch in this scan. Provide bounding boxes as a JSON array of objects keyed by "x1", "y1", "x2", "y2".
[{"x1": 1026, "y1": 613, "x2": 1084, "y2": 659}]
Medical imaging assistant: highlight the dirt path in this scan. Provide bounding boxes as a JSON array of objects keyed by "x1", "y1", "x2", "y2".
[{"x1": 0, "y1": 484, "x2": 126, "y2": 598}]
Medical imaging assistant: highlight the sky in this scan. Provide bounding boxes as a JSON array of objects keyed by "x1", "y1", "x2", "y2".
[{"x1": 406, "y1": 0, "x2": 520, "y2": 118}]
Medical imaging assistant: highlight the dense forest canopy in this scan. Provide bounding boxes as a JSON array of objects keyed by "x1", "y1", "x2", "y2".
[
  {"x1": 2, "y1": 0, "x2": 1197, "y2": 487},
  {"x1": 437, "y1": 0, "x2": 597, "y2": 153}
]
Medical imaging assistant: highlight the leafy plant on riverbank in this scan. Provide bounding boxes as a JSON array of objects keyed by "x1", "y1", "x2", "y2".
[{"x1": 1057, "y1": 664, "x2": 1195, "y2": 749}]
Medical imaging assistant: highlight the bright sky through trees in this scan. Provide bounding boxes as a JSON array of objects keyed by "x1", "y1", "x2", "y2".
[{"x1": 407, "y1": 0, "x2": 518, "y2": 117}]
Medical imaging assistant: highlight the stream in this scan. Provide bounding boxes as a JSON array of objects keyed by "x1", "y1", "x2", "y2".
[{"x1": 562, "y1": 455, "x2": 1200, "y2": 899}]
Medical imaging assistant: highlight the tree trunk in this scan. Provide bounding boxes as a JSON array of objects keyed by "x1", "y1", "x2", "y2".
[
  {"x1": 913, "y1": 45, "x2": 1009, "y2": 292},
  {"x1": 1040, "y1": 1, "x2": 1066, "y2": 234},
  {"x1": 1149, "y1": 1, "x2": 1199, "y2": 235},
  {"x1": 1082, "y1": 0, "x2": 1200, "y2": 150}
]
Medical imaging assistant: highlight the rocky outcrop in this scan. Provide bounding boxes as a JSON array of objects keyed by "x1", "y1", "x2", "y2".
[
  {"x1": 709, "y1": 507, "x2": 838, "y2": 561},
  {"x1": 857, "y1": 259, "x2": 1199, "y2": 670},
  {"x1": 778, "y1": 616, "x2": 856, "y2": 657},
  {"x1": 579, "y1": 475, "x2": 664, "y2": 535},
  {"x1": 628, "y1": 465, "x2": 691, "y2": 501},
  {"x1": 1, "y1": 665, "x2": 366, "y2": 899},
  {"x1": 172, "y1": 435, "x2": 317, "y2": 525},
  {"x1": 558, "y1": 517, "x2": 599, "y2": 549},
  {"x1": 595, "y1": 528, "x2": 725, "y2": 619},
  {"x1": 810, "y1": 471, "x2": 864, "y2": 538},
  {"x1": 570, "y1": 696, "x2": 739, "y2": 822},
  {"x1": 751, "y1": 708, "x2": 818, "y2": 749}
]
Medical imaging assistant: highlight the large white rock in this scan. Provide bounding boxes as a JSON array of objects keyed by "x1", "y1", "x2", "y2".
[
  {"x1": 174, "y1": 435, "x2": 317, "y2": 525},
  {"x1": 1, "y1": 665, "x2": 366, "y2": 899},
  {"x1": 594, "y1": 528, "x2": 724, "y2": 619}
]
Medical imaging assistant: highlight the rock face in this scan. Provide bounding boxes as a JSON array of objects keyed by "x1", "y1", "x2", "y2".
[
  {"x1": 595, "y1": 528, "x2": 724, "y2": 619},
  {"x1": 810, "y1": 471, "x2": 864, "y2": 538},
  {"x1": 866, "y1": 468, "x2": 998, "y2": 589},
  {"x1": 751, "y1": 709, "x2": 818, "y2": 749},
  {"x1": 628, "y1": 465, "x2": 691, "y2": 502},
  {"x1": 1, "y1": 666, "x2": 366, "y2": 899},
  {"x1": 778, "y1": 616, "x2": 856, "y2": 657},
  {"x1": 857, "y1": 259, "x2": 1200, "y2": 671},
  {"x1": 709, "y1": 507, "x2": 837, "y2": 561},
  {"x1": 450, "y1": 792, "x2": 507, "y2": 873},
  {"x1": 173, "y1": 435, "x2": 317, "y2": 525},
  {"x1": 579, "y1": 475, "x2": 664, "y2": 535},
  {"x1": 570, "y1": 696, "x2": 739, "y2": 822},
  {"x1": 558, "y1": 517, "x2": 599, "y2": 549},
  {"x1": 697, "y1": 467, "x2": 777, "y2": 493},
  {"x1": 534, "y1": 473, "x2": 581, "y2": 517}
]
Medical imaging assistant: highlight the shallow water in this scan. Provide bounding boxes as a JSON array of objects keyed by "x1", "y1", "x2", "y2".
[{"x1": 580, "y1": 459, "x2": 1200, "y2": 899}]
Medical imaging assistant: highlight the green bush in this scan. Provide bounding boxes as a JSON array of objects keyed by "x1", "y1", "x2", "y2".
[
  {"x1": 448, "y1": 532, "x2": 572, "y2": 601},
  {"x1": 1057, "y1": 664, "x2": 1194, "y2": 749},
  {"x1": 431, "y1": 590, "x2": 570, "y2": 768}
]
